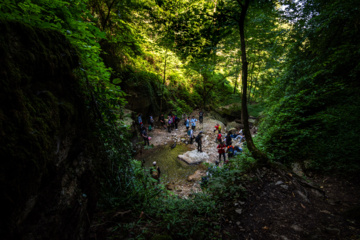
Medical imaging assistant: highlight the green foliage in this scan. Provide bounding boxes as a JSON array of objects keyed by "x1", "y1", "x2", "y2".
[
  {"x1": 203, "y1": 165, "x2": 246, "y2": 202},
  {"x1": 259, "y1": 0, "x2": 360, "y2": 175},
  {"x1": 201, "y1": 149, "x2": 257, "y2": 203},
  {"x1": 247, "y1": 103, "x2": 265, "y2": 118},
  {"x1": 145, "y1": 192, "x2": 219, "y2": 239}
]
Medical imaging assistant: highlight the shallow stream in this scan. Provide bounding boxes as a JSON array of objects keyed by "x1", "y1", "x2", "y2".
[{"x1": 138, "y1": 143, "x2": 201, "y2": 184}]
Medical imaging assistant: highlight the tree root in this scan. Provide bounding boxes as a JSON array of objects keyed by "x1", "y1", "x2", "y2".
[{"x1": 271, "y1": 162, "x2": 326, "y2": 201}]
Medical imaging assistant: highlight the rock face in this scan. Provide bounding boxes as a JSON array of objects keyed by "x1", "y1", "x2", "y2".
[
  {"x1": 0, "y1": 21, "x2": 102, "y2": 239},
  {"x1": 178, "y1": 150, "x2": 209, "y2": 165},
  {"x1": 213, "y1": 103, "x2": 241, "y2": 122},
  {"x1": 227, "y1": 121, "x2": 243, "y2": 131}
]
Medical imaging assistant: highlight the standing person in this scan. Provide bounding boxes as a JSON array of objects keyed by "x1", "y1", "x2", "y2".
[
  {"x1": 159, "y1": 114, "x2": 166, "y2": 129},
  {"x1": 195, "y1": 131, "x2": 203, "y2": 152},
  {"x1": 150, "y1": 161, "x2": 161, "y2": 182},
  {"x1": 225, "y1": 132, "x2": 232, "y2": 146},
  {"x1": 199, "y1": 110, "x2": 204, "y2": 124},
  {"x1": 137, "y1": 113, "x2": 142, "y2": 125},
  {"x1": 217, "y1": 141, "x2": 226, "y2": 163},
  {"x1": 216, "y1": 132, "x2": 222, "y2": 143},
  {"x1": 167, "y1": 116, "x2": 172, "y2": 133},
  {"x1": 171, "y1": 115, "x2": 176, "y2": 130},
  {"x1": 174, "y1": 115, "x2": 179, "y2": 130},
  {"x1": 185, "y1": 117, "x2": 190, "y2": 130},
  {"x1": 188, "y1": 128, "x2": 194, "y2": 144},
  {"x1": 227, "y1": 144, "x2": 235, "y2": 159},
  {"x1": 214, "y1": 123, "x2": 220, "y2": 133},
  {"x1": 141, "y1": 127, "x2": 150, "y2": 146},
  {"x1": 191, "y1": 116, "x2": 197, "y2": 130},
  {"x1": 149, "y1": 115, "x2": 154, "y2": 128}
]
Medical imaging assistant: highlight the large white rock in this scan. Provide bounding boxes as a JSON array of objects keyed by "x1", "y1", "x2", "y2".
[{"x1": 178, "y1": 150, "x2": 209, "y2": 165}]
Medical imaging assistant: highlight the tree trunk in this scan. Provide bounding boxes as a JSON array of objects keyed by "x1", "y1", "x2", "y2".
[
  {"x1": 248, "y1": 60, "x2": 255, "y2": 103},
  {"x1": 234, "y1": 54, "x2": 241, "y2": 94},
  {"x1": 238, "y1": 0, "x2": 268, "y2": 164}
]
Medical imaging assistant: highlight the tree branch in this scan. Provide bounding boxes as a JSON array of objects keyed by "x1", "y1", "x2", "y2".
[{"x1": 235, "y1": 0, "x2": 244, "y2": 8}]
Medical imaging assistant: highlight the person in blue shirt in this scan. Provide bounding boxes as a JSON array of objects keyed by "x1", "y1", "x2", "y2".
[
  {"x1": 185, "y1": 117, "x2": 190, "y2": 130},
  {"x1": 188, "y1": 128, "x2": 194, "y2": 144},
  {"x1": 137, "y1": 113, "x2": 142, "y2": 125},
  {"x1": 191, "y1": 116, "x2": 197, "y2": 130}
]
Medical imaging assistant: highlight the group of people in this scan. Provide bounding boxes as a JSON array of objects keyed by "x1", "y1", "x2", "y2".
[
  {"x1": 137, "y1": 113, "x2": 154, "y2": 146},
  {"x1": 136, "y1": 110, "x2": 247, "y2": 180},
  {"x1": 214, "y1": 126, "x2": 244, "y2": 165}
]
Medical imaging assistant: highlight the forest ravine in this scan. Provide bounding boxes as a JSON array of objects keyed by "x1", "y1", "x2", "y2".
[{"x1": 1, "y1": 0, "x2": 360, "y2": 239}]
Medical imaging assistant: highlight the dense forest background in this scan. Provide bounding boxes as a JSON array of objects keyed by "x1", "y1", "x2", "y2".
[{"x1": 1, "y1": 0, "x2": 359, "y2": 239}]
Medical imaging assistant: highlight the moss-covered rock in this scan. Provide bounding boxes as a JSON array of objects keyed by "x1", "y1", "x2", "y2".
[
  {"x1": 213, "y1": 103, "x2": 241, "y2": 122},
  {"x1": 0, "y1": 21, "x2": 101, "y2": 240}
]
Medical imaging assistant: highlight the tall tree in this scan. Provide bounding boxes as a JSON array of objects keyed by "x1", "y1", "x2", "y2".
[
  {"x1": 236, "y1": 0, "x2": 268, "y2": 163},
  {"x1": 260, "y1": 0, "x2": 360, "y2": 174}
]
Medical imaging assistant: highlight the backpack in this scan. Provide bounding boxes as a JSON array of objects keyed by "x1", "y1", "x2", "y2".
[
  {"x1": 195, "y1": 135, "x2": 200, "y2": 143},
  {"x1": 187, "y1": 130, "x2": 191, "y2": 136},
  {"x1": 217, "y1": 133, "x2": 222, "y2": 139}
]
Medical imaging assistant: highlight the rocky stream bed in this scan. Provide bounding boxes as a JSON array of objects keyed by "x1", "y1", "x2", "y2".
[{"x1": 134, "y1": 111, "x2": 360, "y2": 239}]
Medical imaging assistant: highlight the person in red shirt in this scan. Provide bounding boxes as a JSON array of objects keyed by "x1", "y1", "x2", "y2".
[
  {"x1": 216, "y1": 132, "x2": 222, "y2": 143},
  {"x1": 217, "y1": 141, "x2": 226, "y2": 163},
  {"x1": 214, "y1": 123, "x2": 220, "y2": 133}
]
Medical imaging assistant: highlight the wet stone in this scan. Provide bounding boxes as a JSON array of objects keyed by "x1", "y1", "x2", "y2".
[
  {"x1": 235, "y1": 209, "x2": 242, "y2": 214},
  {"x1": 275, "y1": 181, "x2": 284, "y2": 185}
]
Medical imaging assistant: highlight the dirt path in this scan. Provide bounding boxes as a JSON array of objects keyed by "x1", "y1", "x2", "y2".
[{"x1": 220, "y1": 167, "x2": 360, "y2": 239}]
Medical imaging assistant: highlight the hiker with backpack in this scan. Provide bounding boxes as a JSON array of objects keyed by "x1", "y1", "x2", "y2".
[
  {"x1": 195, "y1": 131, "x2": 203, "y2": 152},
  {"x1": 227, "y1": 144, "x2": 235, "y2": 158},
  {"x1": 150, "y1": 161, "x2": 161, "y2": 182}
]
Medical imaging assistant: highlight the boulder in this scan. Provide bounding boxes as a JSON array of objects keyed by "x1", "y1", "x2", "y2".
[
  {"x1": 178, "y1": 150, "x2": 209, "y2": 165},
  {"x1": 214, "y1": 103, "x2": 241, "y2": 122},
  {"x1": 166, "y1": 183, "x2": 175, "y2": 190},
  {"x1": 291, "y1": 162, "x2": 305, "y2": 177},
  {"x1": 208, "y1": 111, "x2": 228, "y2": 125},
  {"x1": 227, "y1": 121, "x2": 242, "y2": 131},
  {"x1": 187, "y1": 170, "x2": 205, "y2": 182}
]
